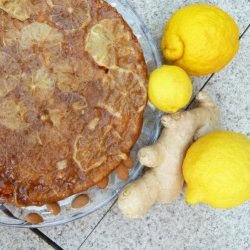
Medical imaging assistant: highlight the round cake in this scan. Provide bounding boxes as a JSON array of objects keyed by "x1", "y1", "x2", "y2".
[{"x1": 0, "y1": 0, "x2": 147, "y2": 206}]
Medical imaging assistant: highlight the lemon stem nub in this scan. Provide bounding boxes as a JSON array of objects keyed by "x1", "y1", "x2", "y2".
[{"x1": 162, "y1": 35, "x2": 184, "y2": 61}]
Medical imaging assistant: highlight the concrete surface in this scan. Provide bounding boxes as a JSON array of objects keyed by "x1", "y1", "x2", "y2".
[
  {"x1": 0, "y1": 227, "x2": 53, "y2": 250},
  {"x1": 0, "y1": 0, "x2": 249, "y2": 249}
]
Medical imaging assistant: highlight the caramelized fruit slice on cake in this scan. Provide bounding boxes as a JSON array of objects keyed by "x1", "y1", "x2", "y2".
[
  {"x1": 85, "y1": 18, "x2": 140, "y2": 70},
  {"x1": 0, "y1": 97, "x2": 29, "y2": 130},
  {"x1": 0, "y1": 0, "x2": 32, "y2": 21},
  {"x1": 21, "y1": 66, "x2": 55, "y2": 102},
  {"x1": 47, "y1": 0, "x2": 90, "y2": 31},
  {"x1": 0, "y1": 51, "x2": 21, "y2": 97},
  {"x1": 98, "y1": 68, "x2": 147, "y2": 118},
  {"x1": 20, "y1": 22, "x2": 63, "y2": 49}
]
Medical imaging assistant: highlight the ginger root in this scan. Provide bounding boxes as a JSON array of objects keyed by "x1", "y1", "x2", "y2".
[{"x1": 118, "y1": 92, "x2": 220, "y2": 218}]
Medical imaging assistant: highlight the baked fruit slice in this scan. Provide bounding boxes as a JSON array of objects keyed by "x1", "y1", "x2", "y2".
[
  {"x1": 0, "y1": 13, "x2": 23, "y2": 46},
  {"x1": 85, "y1": 19, "x2": 138, "y2": 70},
  {"x1": 20, "y1": 22, "x2": 63, "y2": 49},
  {"x1": 22, "y1": 66, "x2": 55, "y2": 101},
  {"x1": 0, "y1": 51, "x2": 21, "y2": 97},
  {"x1": 98, "y1": 68, "x2": 147, "y2": 118},
  {"x1": 47, "y1": 0, "x2": 90, "y2": 31},
  {"x1": 0, "y1": 97, "x2": 28, "y2": 130},
  {"x1": 0, "y1": 0, "x2": 32, "y2": 21}
]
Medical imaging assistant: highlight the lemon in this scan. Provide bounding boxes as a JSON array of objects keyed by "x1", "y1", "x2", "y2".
[
  {"x1": 183, "y1": 131, "x2": 250, "y2": 208},
  {"x1": 161, "y1": 4, "x2": 239, "y2": 76},
  {"x1": 148, "y1": 65, "x2": 192, "y2": 113}
]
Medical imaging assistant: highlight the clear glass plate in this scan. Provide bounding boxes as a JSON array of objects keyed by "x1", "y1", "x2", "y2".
[{"x1": 0, "y1": 0, "x2": 162, "y2": 228}]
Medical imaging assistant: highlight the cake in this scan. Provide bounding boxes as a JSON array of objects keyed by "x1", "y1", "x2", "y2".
[{"x1": 0, "y1": 0, "x2": 147, "y2": 206}]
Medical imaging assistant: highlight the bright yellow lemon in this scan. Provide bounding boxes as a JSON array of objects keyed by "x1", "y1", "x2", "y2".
[
  {"x1": 183, "y1": 131, "x2": 250, "y2": 208},
  {"x1": 148, "y1": 65, "x2": 192, "y2": 113},
  {"x1": 161, "y1": 4, "x2": 239, "y2": 76}
]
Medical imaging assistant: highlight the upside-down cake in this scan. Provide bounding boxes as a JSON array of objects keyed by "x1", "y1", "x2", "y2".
[{"x1": 0, "y1": 0, "x2": 147, "y2": 206}]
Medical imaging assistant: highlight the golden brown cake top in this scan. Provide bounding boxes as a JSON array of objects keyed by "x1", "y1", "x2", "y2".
[{"x1": 0, "y1": 0, "x2": 147, "y2": 206}]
